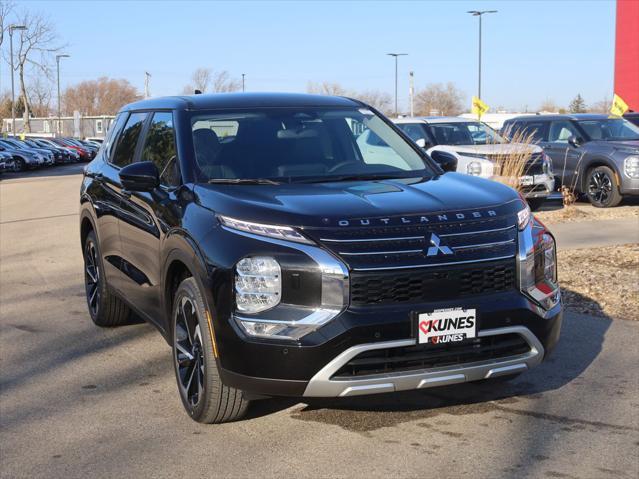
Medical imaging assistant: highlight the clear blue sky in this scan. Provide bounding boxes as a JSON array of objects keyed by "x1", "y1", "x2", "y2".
[{"x1": 6, "y1": 0, "x2": 616, "y2": 112}]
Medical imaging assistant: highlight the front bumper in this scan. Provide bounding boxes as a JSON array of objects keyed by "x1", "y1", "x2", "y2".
[
  {"x1": 217, "y1": 292, "x2": 562, "y2": 398},
  {"x1": 520, "y1": 173, "x2": 555, "y2": 199}
]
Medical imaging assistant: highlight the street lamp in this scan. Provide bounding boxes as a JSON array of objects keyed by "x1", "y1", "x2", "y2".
[
  {"x1": 387, "y1": 53, "x2": 407, "y2": 116},
  {"x1": 467, "y1": 10, "x2": 497, "y2": 100},
  {"x1": 9, "y1": 24, "x2": 27, "y2": 136},
  {"x1": 242, "y1": 73, "x2": 246, "y2": 92},
  {"x1": 56, "y1": 54, "x2": 70, "y2": 136}
]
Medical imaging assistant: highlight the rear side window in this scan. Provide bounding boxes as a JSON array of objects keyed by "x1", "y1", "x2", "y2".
[
  {"x1": 506, "y1": 121, "x2": 547, "y2": 142},
  {"x1": 111, "y1": 112, "x2": 147, "y2": 167},
  {"x1": 141, "y1": 112, "x2": 179, "y2": 186}
]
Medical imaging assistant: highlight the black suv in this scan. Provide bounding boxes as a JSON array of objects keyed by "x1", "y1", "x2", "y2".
[
  {"x1": 503, "y1": 114, "x2": 639, "y2": 207},
  {"x1": 80, "y1": 93, "x2": 562, "y2": 423}
]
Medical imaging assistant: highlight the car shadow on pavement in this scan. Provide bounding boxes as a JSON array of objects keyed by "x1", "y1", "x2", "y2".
[{"x1": 247, "y1": 289, "x2": 612, "y2": 431}]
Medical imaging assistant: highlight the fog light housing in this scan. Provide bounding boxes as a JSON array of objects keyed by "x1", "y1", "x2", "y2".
[
  {"x1": 467, "y1": 161, "x2": 482, "y2": 176},
  {"x1": 235, "y1": 257, "x2": 281, "y2": 313}
]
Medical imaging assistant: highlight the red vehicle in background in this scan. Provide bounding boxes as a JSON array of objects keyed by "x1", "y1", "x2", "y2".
[{"x1": 51, "y1": 138, "x2": 95, "y2": 162}]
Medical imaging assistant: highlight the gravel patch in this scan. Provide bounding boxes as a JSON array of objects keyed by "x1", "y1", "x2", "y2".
[
  {"x1": 536, "y1": 203, "x2": 639, "y2": 224},
  {"x1": 559, "y1": 244, "x2": 639, "y2": 321}
]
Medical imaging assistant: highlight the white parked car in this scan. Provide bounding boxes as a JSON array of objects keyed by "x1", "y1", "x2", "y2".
[{"x1": 359, "y1": 117, "x2": 555, "y2": 210}]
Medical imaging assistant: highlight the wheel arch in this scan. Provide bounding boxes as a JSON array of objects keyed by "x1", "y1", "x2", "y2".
[{"x1": 161, "y1": 232, "x2": 213, "y2": 341}]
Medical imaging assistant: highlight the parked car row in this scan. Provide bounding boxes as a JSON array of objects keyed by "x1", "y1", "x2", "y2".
[{"x1": 0, "y1": 136, "x2": 102, "y2": 173}]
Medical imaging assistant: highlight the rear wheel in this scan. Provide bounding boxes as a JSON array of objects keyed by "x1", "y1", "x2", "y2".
[
  {"x1": 586, "y1": 166, "x2": 622, "y2": 208},
  {"x1": 83, "y1": 230, "x2": 131, "y2": 327},
  {"x1": 172, "y1": 277, "x2": 249, "y2": 423}
]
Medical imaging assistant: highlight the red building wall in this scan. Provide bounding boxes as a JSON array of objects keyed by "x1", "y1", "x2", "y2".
[{"x1": 615, "y1": 0, "x2": 639, "y2": 110}]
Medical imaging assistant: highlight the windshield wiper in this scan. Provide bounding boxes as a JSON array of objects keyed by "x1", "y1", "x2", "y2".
[{"x1": 207, "y1": 178, "x2": 280, "y2": 185}]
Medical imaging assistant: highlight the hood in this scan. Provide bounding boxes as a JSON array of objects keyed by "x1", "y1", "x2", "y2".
[
  {"x1": 194, "y1": 173, "x2": 522, "y2": 228},
  {"x1": 433, "y1": 143, "x2": 542, "y2": 156}
]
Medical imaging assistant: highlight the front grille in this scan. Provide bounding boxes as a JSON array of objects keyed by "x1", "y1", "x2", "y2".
[
  {"x1": 350, "y1": 259, "x2": 515, "y2": 305},
  {"x1": 332, "y1": 333, "x2": 530, "y2": 378},
  {"x1": 523, "y1": 154, "x2": 545, "y2": 176}
]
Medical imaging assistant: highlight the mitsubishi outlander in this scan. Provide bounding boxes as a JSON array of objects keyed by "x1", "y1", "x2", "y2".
[{"x1": 80, "y1": 93, "x2": 562, "y2": 423}]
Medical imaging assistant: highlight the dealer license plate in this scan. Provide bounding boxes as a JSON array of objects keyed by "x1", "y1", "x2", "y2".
[
  {"x1": 520, "y1": 175, "x2": 534, "y2": 186},
  {"x1": 417, "y1": 308, "x2": 477, "y2": 345}
]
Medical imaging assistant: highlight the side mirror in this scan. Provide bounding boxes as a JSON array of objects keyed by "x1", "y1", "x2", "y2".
[
  {"x1": 430, "y1": 150, "x2": 458, "y2": 173},
  {"x1": 119, "y1": 161, "x2": 159, "y2": 192},
  {"x1": 567, "y1": 135, "x2": 581, "y2": 148}
]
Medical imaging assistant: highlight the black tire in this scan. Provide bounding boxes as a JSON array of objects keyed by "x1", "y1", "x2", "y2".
[
  {"x1": 83, "y1": 230, "x2": 131, "y2": 327},
  {"x1": 171, "y1": 277, "x2": 249, "y2": 423},
  {"x1": 15, "y1": 158, "x2": 25, "y2": 172},
  {"x1": 586, "y1": 166, "x2": 622, "y2": 208},
  {"x1": 526, "y1": 197, "x2": 545, "y2": 211}
]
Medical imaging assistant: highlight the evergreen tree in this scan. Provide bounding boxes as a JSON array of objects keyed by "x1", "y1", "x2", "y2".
[{"x1": 569, "y1": 94, "x2": 587, "y2": 113}]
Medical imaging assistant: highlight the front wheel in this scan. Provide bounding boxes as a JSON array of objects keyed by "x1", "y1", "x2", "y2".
[
  {"x1": 172, "y1": 277, "x2": 249, "y2": 423},
  {"x1": 586, "y1": 166, "x2": 622, "y2": 208},
  {"x1": 14, "y1": 158, "x2": 25, "y2": 172}
]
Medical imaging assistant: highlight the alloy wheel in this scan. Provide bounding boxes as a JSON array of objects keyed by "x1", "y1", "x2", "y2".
[
  {"x1": 84, "y1": 240, "x2": 100, "y2": 316},
  {"x1": 588, "y1": 171, "x2": 612, "y2": 205},
  {"x1": 174, "y1": 296, "x2": 205, "y2": 408}
]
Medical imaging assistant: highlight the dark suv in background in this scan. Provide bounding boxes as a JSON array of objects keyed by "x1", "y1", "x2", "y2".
[
  {"x1": 80, "y1": 93, "x2": 561, "y2": 423},
  {"x1": 503, "y1": 114, "x2": 639, "y2": 207}
]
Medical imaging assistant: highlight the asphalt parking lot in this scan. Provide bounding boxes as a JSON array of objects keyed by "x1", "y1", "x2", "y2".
[{"x1": 1, "y1": 164, "x2": 638, "y2": 479}]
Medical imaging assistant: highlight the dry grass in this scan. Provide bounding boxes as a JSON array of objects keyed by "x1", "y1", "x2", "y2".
[{"x1": 489, "y1": 129, "x2": 539, "y2": 191}]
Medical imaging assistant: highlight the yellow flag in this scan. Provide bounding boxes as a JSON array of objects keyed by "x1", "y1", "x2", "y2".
[
  {"x1": 19, "y1": 133, "x2": 25, "y2": 141},
  {"x1": 472, "y1": 96, "x2": 489, "y2": 118},
  {"x1": 610, "y1": 94, "x2": 629, "y2": 117}
]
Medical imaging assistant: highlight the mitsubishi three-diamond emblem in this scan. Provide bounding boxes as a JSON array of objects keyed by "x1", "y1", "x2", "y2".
[{"x1": 426, "y1": 233, "x2": 453, "y2": 256}]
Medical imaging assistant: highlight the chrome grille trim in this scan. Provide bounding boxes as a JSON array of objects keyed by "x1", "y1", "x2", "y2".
[
  {"x1": 351, "y1": 254, "x2": 516, "y2": 271},
  {"x1": 339, "y1": 249, "x2": 423, "y2": 256},
  {"x1": 438, "y1": 225, "x2": 516, "y2": 237},
  {"x1": 451, "y1": 239, "x2": 515, "y2": 250},
  {"x1": 319, "y1": 235, "x2": 425, "y2": 243}
]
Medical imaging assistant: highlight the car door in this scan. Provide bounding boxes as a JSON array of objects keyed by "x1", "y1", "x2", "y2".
[
  {"x1": 117, "y1": 111, "x2": 182, "y2": 326},
  {"x1": 84, "y1": 112, "x2": 130, "y2": 290},
  {"x1": 544, "y1": 120, "x2": 583, "y2": 188}
]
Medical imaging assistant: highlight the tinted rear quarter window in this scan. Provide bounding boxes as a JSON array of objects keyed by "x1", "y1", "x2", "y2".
[
  {"x1": 141, "y1": 112, "x2": 179, "y2": 186},
  {"x1": 111, "y1": 112, "x2": 148, "y2": 167}
]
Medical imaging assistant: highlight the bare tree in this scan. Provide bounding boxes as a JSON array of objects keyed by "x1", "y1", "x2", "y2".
[
  {"x1": 0, "y1": 1, "x2": 14, "y2": 49},
  {"x1": 28, "y1": 74, "x2": 52, "y2": 116},
  {"x1": 539, "y1": 98, "x2": 560, "y2": 113},
  {"x1": 183, "y1": 68, "x2": 241, "y2": 94},
  {"x1": 306, "y1": 81, "x2": 348, "y2": 96},
  {"x1": 63, "y1": 77, "x2": 140, "y2": 115},
  {"x1": 351, "y1": 90, "x2": 392, "y2": 115},
  {"x1": 12, "y1": 10, "x2": 62, "y2": 132},
  {"x1": 414, "y1": 82, "x2": 465, "y2": 116},
  {"x1": 589, "y1": 95, "x2": 611, "y2": 114}
]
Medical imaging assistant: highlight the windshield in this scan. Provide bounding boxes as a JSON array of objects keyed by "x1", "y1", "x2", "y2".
[
  {"x1": 577, "y1": 118, "x2": 639, "y2": 141},
  {"x1": 190, "y1": 107, "x2": 434, "y2": 183},
  {"x1": 427, "y1": 122, "x2": 505, "y2": 146}
]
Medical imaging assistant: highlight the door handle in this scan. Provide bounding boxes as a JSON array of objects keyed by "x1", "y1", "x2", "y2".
[{"x1": 86, "y1": 172, "x2": 103, "y2": 180}]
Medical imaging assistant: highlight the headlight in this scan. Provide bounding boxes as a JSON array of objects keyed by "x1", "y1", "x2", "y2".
[
  {"x1": 235, "y1": 257, "x2": 281, "y2": 314},
  {"x1": 219, "y1": 215, "x2": 313, "y2": 244},
  {"x1": 519, "y1": 230, "x2": 559, "y2": 310},
  {"x1": 466, "y1": 161, "x2": 482, "y2": 176},
  {"x1": 624, "y1": 156, "x2": 639, "y2": 178},
  {"x1": 542, "y1": 153, "x2": 553, "y2": 176},
  {"x1": 517, "y1": 200, "x2": 531, "y2": 230}
]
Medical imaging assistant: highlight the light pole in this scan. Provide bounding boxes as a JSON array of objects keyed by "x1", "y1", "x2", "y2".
[
  {"x1": 387, "y1": 53, "x2": 407, "y2": 116},
  {"x1": 56, "y1": 54, "x2": 70, "y2": 136},
  {"x1": 242, "y1": 73, "x2": 245, "y2": 92},
  {"x1": 467, "y1": 10, "x2": 497, "y2": 100},
  {"x1": 9, "y1": 24, "x2": 26, "y2": 136}
]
